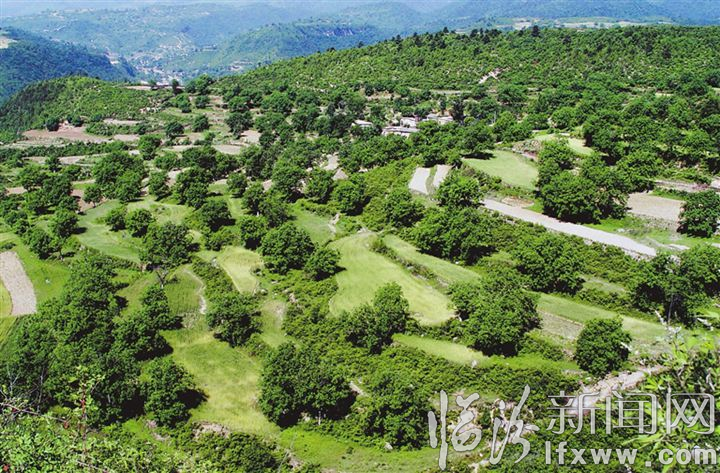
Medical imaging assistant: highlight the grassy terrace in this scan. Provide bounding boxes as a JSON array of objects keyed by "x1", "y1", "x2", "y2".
[
  {"x1": 462, "y1": 149, "x2": 538, "y2": 190},
  {"x1": 380, "y1": 231, "x2": 670, "y2": 352},
  {"x1": 330, "y1": 232, "x2": 454, "y2": 324}
]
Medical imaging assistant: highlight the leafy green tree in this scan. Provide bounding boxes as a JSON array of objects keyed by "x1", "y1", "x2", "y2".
[
  {"x1": 575, "y1": 318, "x2": 630, "y2": 376},
  {"x1": 174, "y1": 167, "x2": 210, "y2": 208},
  {"x1": 513, "y1": 233, "x2": 583, "y2": 294},
  {"x1": 304, "y1": 246, "x2": 341, "y2": 280},
  {"x1": 24, "y1": 226, "x2": 59, "y2": 259},
  {"x1": 305, "y1": 169, "x2": 334, "y2": 203},
  {"x1": 236, "y1": 215, "x2": 268, "y2": 250},
  {"x1": 344, "y1": 283, "x2": 410, "y2": 353},
  {"x1": 332, "y1": 178, "x2": 366, "y2": 215},
  {"x1": 174, "y1": 93, "x2": 192, "y2": 113},
  {"x1": 143, "y1": 357, "x2": 199, "y2": 427},
  {"x1": 227, "y1": 111, "x2": 253, "y2": 137},
  {"x1": 105, "y1": 205, "x2": 127, "y2": 231},
  {"x1": 271, "y1": 158, "x2": 305, "y2": 199},
  {"x1": 464, "y1": 267, "x2": 540, "y2": 355},
  {"x1": 197, "y1": 199, "x2": 232, "y2": 232},
  {"x1": 679, "y1": 190, "x2": 720, "y2": 237},
  {"x1": 260, "y1": 223, "x2": 314, "y2": 274},
  {"x1": 141, "y1": 223, "x2": 193, "y2": 286},
  {"x1": 435, "y1": 172, "x2": 482, "y2": 208},
  {"x1": 356, "y1": 370, "x2": 429, "y2": 449},
  {"x1": 148, "y1": 171, "x2": 170, "y2": 199},
  {"x1": 536, "y1": 139, "x2": 576, "y2": 189},
  {"x1": 413, "y1": 208, "x2": 496, "y2": 264},
  {"x1": 258, "y1": 192, "x2": 290, "y2": 227},
  {"x1": 192, "y1": 114, "x2": 210, "y2": 132},
  {"x1": 125, "y1": 208, "x2": 155, "y2": 237},
  {"x1": 138, "y1": 135, "x2": 162, "y2": 160},
  {"x1": 382, "y1": 188, "x2": 424, "y2": 228},
  {"x1": 227, "y1": 172, "x2": 248, "y2": 197},
  {"x1": 164, "y1": 120, "x2": 184, "y2": 139},
  {"x1": 206, "y1": 293, "x2": 260, "y2": 347},
  {"x1": 242, "y1": 181, "x2": 265, "y2": 214},
  {"x1": 49, "y1": 208, "x2": 78, "y2": 243},
  {"x1": 83, "y1": 183, "x2": 103, "y2": 207},
  {"x1": 259, "y1": 343, "x2": 352, "y2": 426},
  {"x1": 617, "y1": 149, "x2": 662, "y2": 192},
  {"x1": 541, "y1": 173, "x2": 600, "y2": 222},
  {"x1": 461, "y1": 120, "x2": 494, "y2": 156}
]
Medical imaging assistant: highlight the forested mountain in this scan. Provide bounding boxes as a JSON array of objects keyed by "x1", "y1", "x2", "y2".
[
  {"x1": 0, "y1": 27, "x2": 133, "y2": 103},
  {"x1": 228, "y1": 25, "x2": 720, "y2": 91},
  {"x1": 5, "y1": 0, "x2": 720, "y2": 81}
]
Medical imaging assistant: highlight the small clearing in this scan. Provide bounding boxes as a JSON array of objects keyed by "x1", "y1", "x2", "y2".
[
  {"x1": 463, "y1": 150, "x2": 538, "y2": 190},
  {"x1": 0, "y1": 251, "x2": 37, "y2": 315},
  {"x1": 627, "y1": 192, "x2": 683, "y2": 224},
  {"x1": 23, "y1": 125, "x2": 108, "y2": 144}
]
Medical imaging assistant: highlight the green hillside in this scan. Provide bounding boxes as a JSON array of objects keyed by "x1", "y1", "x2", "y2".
[
  {"x1": 0, "y1": 27, "x2": 133, "y2": 103},
  {"x1": 227, "y1": 25, "x2": 720, "y2": 91}
]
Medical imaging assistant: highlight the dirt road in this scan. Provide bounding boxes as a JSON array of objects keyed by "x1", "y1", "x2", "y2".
[{"x1": 0, "y1": 251, "x2": 37, "y2": 315}]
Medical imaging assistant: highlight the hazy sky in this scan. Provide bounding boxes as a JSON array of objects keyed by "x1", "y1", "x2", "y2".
[{"x1": 0, "y1": 0, "x2": 445, "y2": 18}]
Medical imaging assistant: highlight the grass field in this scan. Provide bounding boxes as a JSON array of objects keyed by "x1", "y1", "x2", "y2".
[
  {"x1": 278, "y1": 429, "x2": 442, "y2": 473},
  {"x1": 164, "y1": 320, "x2": 279, "y2": 436},
  {"x1": 537, "y1": 293, "x2": 668, "y2": 349},
  {"x1": 0, "y1": 277, "x2": 11, "y2": 317},
  {"x1": 0, "y1": 233, "x2": 68, "y2": 304},
  {"x1": 292, "y1": 207, "x2": 335, "y2": 244},
  {"x1": 77, "y1": 202, "x2": 141, "y2": 262},
  {"x1": 534, "y1": 132, "x2": 593, "y2": 156},
  {"x1": 259, "y1": 297, "x2": 287, "y2": 347},
  {"x1": 165, "y1": 266, "x2": 204, "y2": 316},
  {"x1": 330, "y1": 233, "x2": 454, "y2": 325},
  {"x1": 463, "y1": 150, "x2": 538, "y2": 190},
  {"x1": 394, "y1": 333, "x2": 485, "y2": 365},
  {"x1": 215, "y1": 246, "x2": 262, "y2": 293},
  {"x1": 382, "y1": 234, "x2": 481, "y2": 284},
  {"x1": 588, "y1": 216, "x2": 720, "y2": 250}
]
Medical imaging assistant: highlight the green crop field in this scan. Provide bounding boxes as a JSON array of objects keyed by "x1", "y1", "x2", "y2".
[
  {"x1": 330, "y1": 233, "x2": 454, "y2": 324},
  {"x1": 463, "y1": 150, "x2": 538, "y2": 190}
]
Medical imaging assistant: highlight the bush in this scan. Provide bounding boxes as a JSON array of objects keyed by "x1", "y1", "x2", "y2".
[
  {"x1": 304, "y1": 246, "x2": 341, "y2": 280},
  {"x1": 102, "y1": 206, "x2": 126, "y2": 231},
  {"x1": 575, "y1": 318, "x2": 630, "y2": 376}
]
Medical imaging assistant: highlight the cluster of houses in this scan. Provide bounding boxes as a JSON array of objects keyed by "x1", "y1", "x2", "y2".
[{"x1": 353, "y1": 113, "x2": 455, "y2": 137}]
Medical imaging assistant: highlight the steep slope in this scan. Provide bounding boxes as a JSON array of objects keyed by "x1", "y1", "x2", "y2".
[{"x1": 0, "y1": 27, "x2": 133, "y2": 103}]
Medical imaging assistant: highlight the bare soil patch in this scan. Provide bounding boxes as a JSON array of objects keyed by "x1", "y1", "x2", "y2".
[{"x1": 23, "y1": 124, "x2": 108, "y2": 144}]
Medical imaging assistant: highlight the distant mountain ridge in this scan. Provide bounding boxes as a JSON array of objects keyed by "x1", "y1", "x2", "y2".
[
  {"x1": 0, "y1": 27, "x2": 134, "y2": 103},
  {"x1": 3, "y1": 0, "x2": 720, "y2": 81}
]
